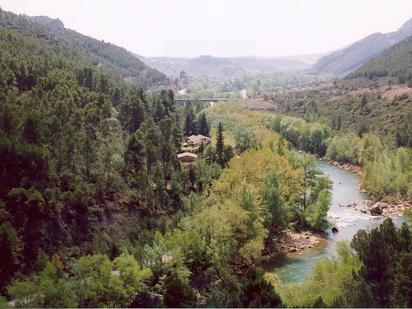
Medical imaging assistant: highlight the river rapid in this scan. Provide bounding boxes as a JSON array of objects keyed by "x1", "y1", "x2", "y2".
[{"x1": 266, "y1": 160, "x2": 405, "y2": 284}]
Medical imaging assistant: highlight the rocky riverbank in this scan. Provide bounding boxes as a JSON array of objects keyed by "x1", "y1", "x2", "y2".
[
  {"x1": 277, "y1": 229, "x2": 323, "y2": 255},
  {"x1": 329, "y1": 160, "x2": 411, "y2": 216},
  {"x1": 328, "y1": 160, "x2": 362, "y2": 175},
  {"x1": 340, "y1": 200, "x2": 411, "y2": 217},
  {"x1": 262, "y1": 229, "x2": 323, "y2": 259}
]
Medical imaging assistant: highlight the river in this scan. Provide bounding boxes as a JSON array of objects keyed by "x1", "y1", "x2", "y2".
[{"x1": 266, "y1": 160, "x2": 405, "y2": 284}]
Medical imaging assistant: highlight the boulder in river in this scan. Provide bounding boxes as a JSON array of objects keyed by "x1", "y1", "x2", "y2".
[
  {"x1": 332, "y1": 226, "x2": 339, "y2": 233},
  {"x1": 370, "y1": 203, "x2": 383, "y2": 216}
]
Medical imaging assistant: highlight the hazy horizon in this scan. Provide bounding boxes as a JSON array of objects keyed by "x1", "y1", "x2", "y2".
[{"x1": 1, "y1": 0, "x2": 412, "y2": 58}]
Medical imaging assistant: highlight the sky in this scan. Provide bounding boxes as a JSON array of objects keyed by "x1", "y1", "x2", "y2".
[{"x1": 1, "y1": 0, "x2": 412, "y2": 58}]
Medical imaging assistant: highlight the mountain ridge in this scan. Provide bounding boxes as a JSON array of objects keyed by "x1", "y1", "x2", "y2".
[
  {"x1": 311, "y1": 17, "x2": 412, "y2": 76},
  {"x1": 348, "y1": 34, "x2": 412, "y2": 83},
  {"x1": 137, "y1": 54, "x2": 323, "y2": 80}
]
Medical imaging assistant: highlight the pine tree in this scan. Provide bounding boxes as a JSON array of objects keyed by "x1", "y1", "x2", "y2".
[
  {"x1": 130, "y1": 97, "x2": 145, "y2": 133},
  {"x1": 216, "y1": 122, "x2": 224, "y2": 167},
  {"x1": 198, "y1": 113, "x2": 210, "y2": 136},
  {"x1": 125, "y1": 133, "x2": 145, "y2": 177},
  {"x1": 183, "y1": 103, "x2": 196, "y2": 136}
]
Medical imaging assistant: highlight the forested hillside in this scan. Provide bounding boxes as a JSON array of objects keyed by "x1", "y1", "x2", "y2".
[
  {"x1": 0, "y1": 7, "x2": 334, "y2": 307},
  {"x1": 311, "y1": 17, "x2": 412, "y2": 76},
  {"x1": 0, "y1": 8, "x2": 168, "y2": 89},
  {"x1": 0, "y1": 14, "x2": 186, "y2": 294},
  {"x1": 0, "y1": 13, "x2": 341, "y2": 305},
  {"x1": 267, "y1": 82, "x2": 412, "y2": 147},
  {"x1": 348, "y1": 35, "x2": 412, "y2": 83}
]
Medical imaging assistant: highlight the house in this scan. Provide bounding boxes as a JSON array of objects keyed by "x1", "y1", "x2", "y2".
[
  {"x1": 177, "y1": 152, "x2": 198, "y2": 163},
  {"x1": 187, "y1": 134, "x2": 211, "y2": 147}
]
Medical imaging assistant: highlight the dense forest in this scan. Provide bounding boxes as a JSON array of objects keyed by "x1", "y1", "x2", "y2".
[
  {"x1": 0, "y1": 8, "x2": 331, "y2": 307},
  {"x1": 0, "y1": 12, "x2": 185, "y2": 294},
  {"x1": 0, "y1": 8, "x2": 168, "y2": 89},
  {"x1": 0, "y1": 25, "x2": 332, "y2": 301}
]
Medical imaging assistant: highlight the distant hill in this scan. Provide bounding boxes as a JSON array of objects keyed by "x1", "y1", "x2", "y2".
[
  {"x1": 311, "y1": 17, "x2": 412, "y2": 76},
  {"x1": 138, "y1": 54, "x2": 314, "y2": 80},
  {"x1": 0, "y1": 8, "x2": 169, "y2": 89},
  {"x1": 348, "y1": 35, "x2": 412, "y2": 84}
]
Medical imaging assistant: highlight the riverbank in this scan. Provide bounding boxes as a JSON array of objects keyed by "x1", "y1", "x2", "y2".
[
  {"x1": 263, "y1": 229, "x2": 324, "y2": 258},
  {"x1": 278, "y1": 229, "x2": 323, "y2": 255},
  {"x1": 341, "y1": 199, "x2": 411, "y2": 217},
  {"x1": 327, "y1": 160, "x2": 362, "y2": 175},
  {"x1": 266, "y1": 160, "x2": 410, "y2": 285},
  {"x1": 327, "y1": 159, "x2": 411, "y2": 216}
]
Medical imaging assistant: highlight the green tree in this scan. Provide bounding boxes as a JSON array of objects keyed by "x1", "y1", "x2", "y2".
[
  {"x1": 8, "y1": 258, "x2": 77, "y2": 308},
  {"x1": 75, "y1": 254, "x2": 127, "y2": 308},
  {"x1": 125, "y1": 133, "x2": 145, "y2": 178},
  {"x1": 261, "y1": 171, "x2": 286, "y2": 238},
  {"x1": 113, "y1": 253, "x2": 152, "y2": 299},
  {"x1": 215, "y1": 122, "x2": 225, "y2": 167},
  {"x1": 305, "y1": 190, "x2": 331, "y2": 231},
  {"x1": 119, "y1": 95, "x2": 145, "y2": 133},
  {"x1": 163, "y1": 269, "x2": 196, "y2": 308},
  {"x1": 197, "y1": 112, "x2": 210, "y2": 136},
  {"x1": 351, "y1": 219, "x2": 412, "y2": 307},
  {"x1": 240, "y1": 268, "x2": 282, "y2": 308},
  {"x1": 82, "y1": 138, "x2": 97, "y2": 179},
  {"x1": 183, "y1": 103, "x2": 196, "y2": 136},
  {"x1": 0, "y1": 217, "x2": 21, "y2": 292}
]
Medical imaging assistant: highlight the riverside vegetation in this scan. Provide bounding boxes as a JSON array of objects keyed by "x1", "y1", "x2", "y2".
[{"x1": 0, "y1": 6, "x2": 412, "y2": 308}]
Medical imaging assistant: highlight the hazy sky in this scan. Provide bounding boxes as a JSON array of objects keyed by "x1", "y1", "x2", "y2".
[{"x1": 1, "y1": 0, "x2": 412, "y2": 57}]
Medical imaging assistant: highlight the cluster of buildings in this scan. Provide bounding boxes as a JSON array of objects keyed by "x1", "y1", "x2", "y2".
[{"x1": 177, "y1": 134, "x2": 211, "y2": 164}]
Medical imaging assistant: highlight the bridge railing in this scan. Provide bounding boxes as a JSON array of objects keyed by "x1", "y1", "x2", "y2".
[{"x1": 174, "y1": 98, "x2": 228, "y2": 103}]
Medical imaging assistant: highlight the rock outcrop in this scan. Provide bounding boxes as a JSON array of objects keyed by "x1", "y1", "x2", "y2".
[{"x1": 370, "y1": 203, "x2": 384, "y2": 216}]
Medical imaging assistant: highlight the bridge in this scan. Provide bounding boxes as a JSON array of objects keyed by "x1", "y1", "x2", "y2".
[{"x1": 175, "y1": 98, "x2": 228, "y2": 104}]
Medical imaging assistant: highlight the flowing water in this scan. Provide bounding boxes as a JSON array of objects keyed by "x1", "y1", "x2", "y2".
[{"x1": 266, "y1": 160, "x2": 405, "y2": 284}]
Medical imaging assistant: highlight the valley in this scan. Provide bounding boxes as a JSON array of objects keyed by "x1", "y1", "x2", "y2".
[{"x1": 0, "y1": 3, "x2": 411, "y2": 308}]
